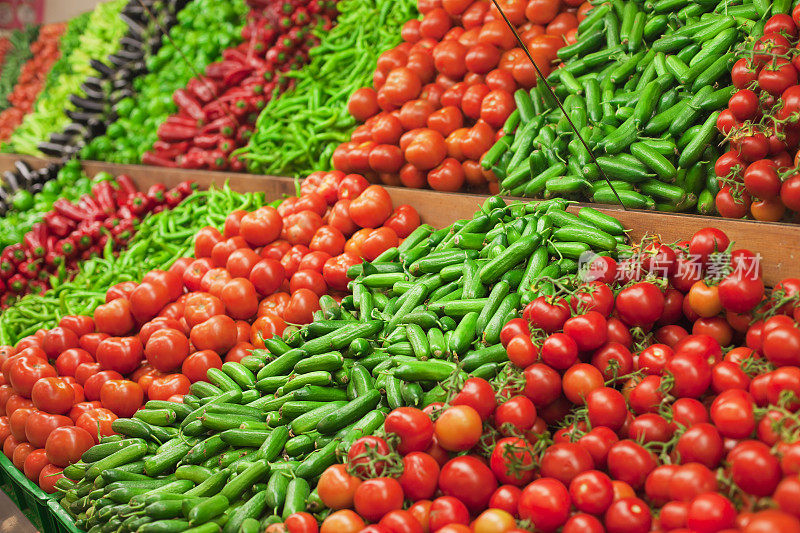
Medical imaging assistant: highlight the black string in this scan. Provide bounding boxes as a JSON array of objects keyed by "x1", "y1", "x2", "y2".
[{"x1": 489, "y1": 0, "x2": 627, "y2": 209}]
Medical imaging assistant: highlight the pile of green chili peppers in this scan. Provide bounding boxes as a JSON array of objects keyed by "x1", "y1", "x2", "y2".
[
  {"x1": 236, "y1": 0, "x2": 417, "y2": 177},
  {"x1": 0, "y1": 185, "x2": 271, "y2": 344}
]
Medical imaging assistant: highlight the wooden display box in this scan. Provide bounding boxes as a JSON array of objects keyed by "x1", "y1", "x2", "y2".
[{"x1": 1, "y1": 154, "x2": 799, "y2": 286}]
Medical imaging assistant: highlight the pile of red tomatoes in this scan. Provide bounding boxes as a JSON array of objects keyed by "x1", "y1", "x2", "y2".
[
  {"x1": 0, "y1": 174, "x2": 418, "y2": 493},
  {"x1": 280, "y1": 226, "x2": 800, "y2": 533},
  {"x1": 715, "y1": 11, "x2": 800, "y2": 221},
  {"x1": 333, "y1": 0, "x2": 587, "y2": 192}
]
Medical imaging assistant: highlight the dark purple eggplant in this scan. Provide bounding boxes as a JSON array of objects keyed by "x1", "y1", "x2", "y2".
[
  {"x1": 3, "y1": 171, "x2": 20, "y2": 193},
  {"x1": 69, "y1": 95, "x2": 105, "y2": 113},
  {"x1": 37, "y1": 142, "x2": 68, "y2": 158},
  {"x1": 89, "y1": 59, "x2": 115, "y2": 78}
]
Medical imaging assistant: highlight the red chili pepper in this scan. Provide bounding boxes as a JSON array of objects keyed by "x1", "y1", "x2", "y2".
[
  {"x1": 177, "y1": 180, "x2": 197, "y2": 197},
  {"x1": 142, "y1": 151, "x2": 179, "y2": 167},
  {"x1": 157, "y1": 122, "x2": 199, "y2": 142},
  {"x1": 79, "y1": 194, "x2": 103, "y2": 218},
  {"x1": 44, "y1": 251, "x2": 63, "y2": 268},
  {"x1": 179, "y1": 150, "x2": 207, "y2": 169},
  {"x1": 208, "y1": 149, "x2": 228, "y2": 171},
  {"x1": 218, "y1": 138, "x2": 236, "y2": 153},
  {"x1": 147, "y1": 184, "x2": 167, "y2": 205},
  {"x1": 152, "y1": 140, "x2": 190, "y2": 159},
  {"x1": 37, "y1": 268, "x2": 49, "y2": 282},
  {"x1": 187, "y1": 77, "x2": 218, "y2": 103},
  {"x1": 29, "y1": 280, "x2": 48, "y2": 294},
  {"x1": 166, "y1": 189, "x2": 183, "y2": 208},
  {"x1": 117, "y1": 206, "x2": 136, "y2": 220},
  {"x1": 103, "y1": 217, "x2": 120, "y2": 231},
  {"x1": 18, "y1": 259, "x2": 40, "y2": 279},
  {"x1": 205, "y1": 61, "x2": 226, "y2": 79},
  {"x1": 223, "y1": 67, "x2": 255, "y2": 88},
  {"x1": 127, "y1": 192, "x2": 151, "y2": 216},
  {"x1": 92, "y1": 182, "x2": 117, "y2": 215},
  {"x1": 53, "y1": 198, "x2": 91, "y2": 221},
  {"x1": 44, "y1": 213, "x2": 75, "y2": 237},
  {"x1": 173, "y1": 89, "x2": 207, "y2": 122},
  {"x1": 236, "y1": 125, "x2": 254, "y2": 144},
  {"x1": 229, "y1": 154, "x2": 245, "y2": 172},
  {"x1": 0, "y1": 259, "x2": 15, "y2": 280},
  {"x1": 71, "y1": 230, "x2": 93, "y2": 251},
  {"x1": 194, "y1": 133, "x2": 224, "y2": 149},
  {"x1": 222, "y1": 48, "x2": 248, "y2": 65},
  {"x1": 201, "y1": 116, "x2": 238, "y2": 137},
  {"x1": 23, "y1": 223, "x2": 47, "y2": 259},
  {"x1": 56, "y1": 238, "x2": 76, "y2": 258},
  {"x1": 3, "y1": 243, "x2": 26, "y2": 265},
  {"x1": 78, "y1": 220, "x2": 102, "y2": 241},
  {"x1": 116, "y1": 174, "x2": 138, "y2": 197},
  {"x1": 8, "y1": 274, "x2": 27, "y2": 293}
]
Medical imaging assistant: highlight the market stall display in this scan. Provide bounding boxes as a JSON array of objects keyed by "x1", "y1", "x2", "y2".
[
  {"x1": 140, "y1": 0, "x2": 340, "y2": 170},
  {"x1": 237, "y1": 0, "x2": 418, "y2": 176},
  {"x1": 2, "y1": 0, "x2": 129, "y2": 156},
  {"x1": 80, "y1": 0, "x2": 250, "y2": 165},
  {"x1": 327, "y1": 0, "x2": 580, "y2": 192},
  {"x1": 0, "y1": 26, "x2": 40, "y2": 115},
  {"x1": 0, "y1": 24, "x2": 66, "y2": 142},
  {"x1": 713, "y1": 10, "x2": 800, "y2": 221},
  {"x1": 1, "y1": 0, "x2": 800, "y2": 530},
  {"x1": 482, "y1": 0, "x2": 786, "y2": 213}
]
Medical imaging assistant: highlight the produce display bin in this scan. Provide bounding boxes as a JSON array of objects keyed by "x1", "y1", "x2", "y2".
[{"x1": 0, "y1": 453, "x2": 59, "y2": 532}]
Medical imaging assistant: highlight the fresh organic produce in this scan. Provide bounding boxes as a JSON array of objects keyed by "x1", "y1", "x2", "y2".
[
  {"x1": 483, "y1": 0, "x2": 788, "y2": 211},
  {"x1": 268, "y1": 224, "x2": 800, "y2": 533},
  {"x1": 29, "y1": 0, "x2": 188, "y2": 159},
  {"x1": 0, "y1": 175, "x2": 419, "y2": 495},
  {"x1": 331, "y1": 0, "x2": 578, "y2": 192},
  {"x1": 0, "y1": 24, "x2": 66, "y2": 141},
  {"x1": 3, "y1": 0, "x2": 128, "y2": 156},
  {"x1": 47, "y1": 195, "x2": 626, "y2": 530},
  {"x1": 0, "y1": 169, "x2": 194, "y2": 305},
  {"x1": 713, "y1": 7, "x2": 800, "y2": 221},
  {"x1": 0, "y1": 160, "x2": 91, "y2": 242},
  {"x1": 142, "y1": 0, "x2": 339, "y2": 170},
  {"x1": 80, "y1": 0, "x2": 249, "y2": 164},
  {"x1": 238, "y1": 0, "x2": 417, "y2": 176},
  {"x1": 0, "y1": 38, "x2": 11, "y2": 71},
  {"x1": 0, "y1": 26, "x2": 39, "y2": 113}
]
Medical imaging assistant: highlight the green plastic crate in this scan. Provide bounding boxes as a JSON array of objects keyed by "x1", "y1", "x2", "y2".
[{"x1": 0, "y1": 453, "x2": 81, "y2": 533}]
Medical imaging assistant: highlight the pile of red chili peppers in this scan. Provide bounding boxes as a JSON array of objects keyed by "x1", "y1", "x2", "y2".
[
  {"x1": 0, "y1": 175, "x2": 196, "y2": 306},
  {"x1": 143, "y1": 0, "x2": 339, "y2": 171}
]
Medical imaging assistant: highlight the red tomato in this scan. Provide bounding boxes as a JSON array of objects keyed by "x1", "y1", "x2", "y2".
[
  {"x1": 348, "y1": 88, "x2": 380, "y2": 121},
  {"x1": 143, "y1": 329, "x2": 190, "y2": 373},
  {"x1": 182, "y1": 350, "x2": 223, "y2": 383},
  {"x1": 31, "y1": 378, "x2": 74, "y2": 415},
  {"x1": 240, "y1": 207, "x2": 283, "y2": 247},
  {"x1": 93, "y1": 298, "x2": 134, "y2": 336},
  {"x1": 518, "y1": 478, "x2": 571, "y2": 531},
  {"x1": 148, "y1": 374, "x2": 191, "y2": 401},
  {"x1": 8, "y1": 358, "x2": 56, "y2": 398},
  {"x1": 190, "y1": 315, "x2": 237, "y2": 354},
  {"x1": 283, "y1": 289, "x2": 320, "y2": 325},
  {"x1": 54, "y1": 349, "x2": 94, "y2": 378},
  {"x1": 45, "y1": 426, "x2": 94, "y2": 467},
  {"x1": 99, "y1": 380, "x2": 143, "y2": 418},
  {"x1": 25, "y1": 411, "x2": 73, "y2": 448},
  {"x1": 58, "y1": 316, "x2": 95, "y2": 338},
  {"x1": 349, "y1": 185, "x2": 394, "y2": 228},
  {"x1": 194, "y1": 227, "x2": 223, "y2": 258},
  {"x1": 354, "y1": 477, "x2": 404, "y2": 522},
  {"x1": 75, "y1": 408, "x2": 117, "y2": 443},
  {"x1": 95, "y1": 336, "x2": 143, "y2": 375}
]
